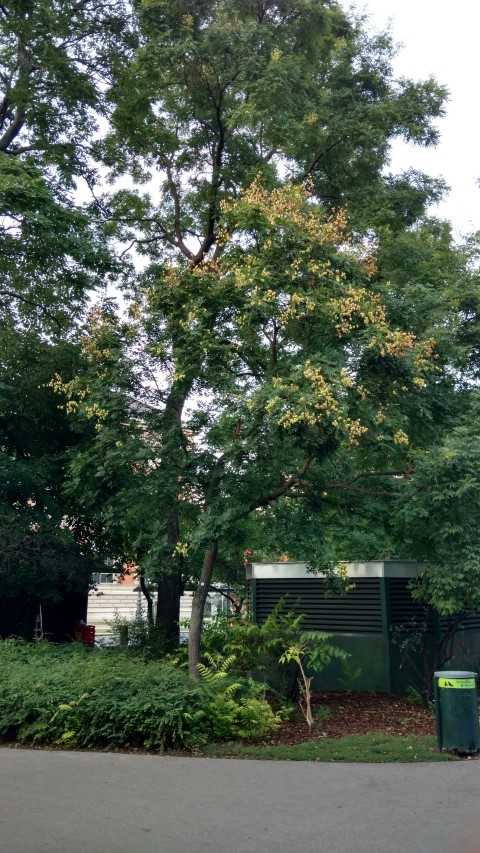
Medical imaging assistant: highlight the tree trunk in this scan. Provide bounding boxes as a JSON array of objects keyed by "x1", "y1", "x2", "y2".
[
  {"x1": 139, "y1": 575, "x2": 154, "y2": 628},
  {"x1": 156, "y1": 570, "x2": 181, "y2": 648},
  {"x1": 155, "y1": 507, "x2": 183, "y2": 648},
  {"x1": 188, "y1": 540, "x2": 218, "y2": 679}
]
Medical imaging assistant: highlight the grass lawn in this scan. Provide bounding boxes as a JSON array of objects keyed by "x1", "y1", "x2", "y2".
[{"x1": 200, "y1": 732, "x2": 458, "y2": 762}]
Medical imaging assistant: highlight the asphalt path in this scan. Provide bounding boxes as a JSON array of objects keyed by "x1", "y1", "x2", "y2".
[{"x1": 1, "y1": 747, "x2": 480, "y2": 853}]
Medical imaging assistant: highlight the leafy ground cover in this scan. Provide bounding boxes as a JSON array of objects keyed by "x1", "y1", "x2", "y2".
[
  {"x1": 0, "y1": 640, "x2": 276, "y2": 751},
  {"x1": 0, "y1": 640, "x2": 458, "y2": 762}
]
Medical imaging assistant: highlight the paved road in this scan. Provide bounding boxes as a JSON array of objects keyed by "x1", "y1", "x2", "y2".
[{"x1": 1, "y1": 747, "x2": 480, "y2": 853}]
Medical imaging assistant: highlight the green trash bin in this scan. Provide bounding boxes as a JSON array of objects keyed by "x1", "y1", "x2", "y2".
[{"x1": 433, "y1": 670, "x2": 480, "y2": 754}]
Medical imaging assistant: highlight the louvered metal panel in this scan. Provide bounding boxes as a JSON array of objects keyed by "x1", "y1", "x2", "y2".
[
  {"x1": 459, "y1": 613, "x2": 480, "y2": 630},
  {"x1": 439, "y1": 613, "x2": 480, "y2": 632},
  {"x1": 389, "y1": 579, "x2": 480, "y2": 635},
  {"x1": 254, "y1": 578, "x2": 384, "y2": 634},
  {"x1": 388, "y1": 578, "x2": 431, "y2": 626}
]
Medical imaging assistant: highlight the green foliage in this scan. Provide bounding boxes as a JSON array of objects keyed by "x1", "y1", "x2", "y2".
[
  {"x1": 0, "y1": 640, "x2": 208, "y2": 751},
  {"x1": 280, "y1": 631, "x2": 348, "y2": 728},
  {"x1": 197, "y1": 652, "x2": 239, "y2": 686},
  {"x1": 0, "y1": 0, "x2": 135, "y2": 170},
  {"x1": 0, "y1": 1, "x2": 134, "y2": 614},
  {"x1": 109, "y1": 617, "x2": 172, "y2": 660},
  {"x1": 406, "y1": 686, "x2": 425, "y2": 707},
  {"x1": 280, "y1": 632, "x2": 349, "y2": 675},
  {"x1": 0, "y1": 640, "x2": 279, "y2": 749},
  {"x1": 105, "y1": 0, "x2": 446, "y2": 230},
  {"x1": 200, "y1": 602, "x2": 303, "y2": 689},
  {"x1": 337, "y1": 658, "x2": 364, "y2": 692},
  {"x1": 199, "y1": 690, "x2": 280, "y2": 742},
  {"x1": 0, "y1": 332, "x2": 102, "y2": 606},
  {"x1": 395, "y1": 397, "x2": 480, "y2": 617},
  {"x1": 194, "y1": 650, "x2": 280, "y2": 741},
  {"x1": 0, "y1": 159, "x2": 115, "y2": 334}
]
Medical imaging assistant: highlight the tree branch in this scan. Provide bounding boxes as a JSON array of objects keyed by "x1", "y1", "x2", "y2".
[
  {"x1": 238, "y1": 456, "x2": 315, "y2": 520},
  {"x1": 165, "y1": 164, "x2": 194, "y2": 261},
  {"x1": 326, "y1": 468, "x2": 412, "y2": 492},
  {"x1": 193, "y1": 73, "x2": 241, "y2": 265},
  {"x1": 0, "y1": 289, "x2": 62, "y2": 330},
  {"x1": 8, "y1": 144, "x2": 39, "y2": 155},
  {"x1": 323, "y1": 468, "x2": 413, "y2": 499},
  {"x1": 0, "y1": 109, "x2": 24, "y2": 152},
  {"x1": 299, "y1": 138, "x2": 344, "y2": 182}
]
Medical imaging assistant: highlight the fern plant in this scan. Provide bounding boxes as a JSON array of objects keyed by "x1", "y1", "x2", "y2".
[
  {"x1": 337, "y1": 658, "x2": 363, "y2": 692},
  {"x1": 196, "y1": 652, "x2": 238, "y2": 685},
  {"x1": 196, "y1": 651, "x2": 280, "y2": 741}
]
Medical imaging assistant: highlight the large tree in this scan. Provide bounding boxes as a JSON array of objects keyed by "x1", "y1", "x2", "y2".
[
  {"x1": 61, "y1": 177, "x2": 472, "y2": 675},
  {"x1": 0, "y1": 0, "x2": 135, "y2": 634},
  {"x1": 63, "y1": 0, "x2": 449, "y2": 655}
]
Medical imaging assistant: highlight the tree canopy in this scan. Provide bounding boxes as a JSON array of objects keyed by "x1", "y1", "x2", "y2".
[{"x1": 1, "y1": 0, "x2": 479, "y2": 667}]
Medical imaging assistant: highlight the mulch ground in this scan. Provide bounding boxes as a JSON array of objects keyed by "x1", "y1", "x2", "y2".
[{"x1": 263, "y1": 692, "x2": 436, "y2": 747}]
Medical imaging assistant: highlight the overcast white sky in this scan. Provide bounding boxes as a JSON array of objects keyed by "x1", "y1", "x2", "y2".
[{"x1": 344, "y1": 1, "x2": 479, "y2": 237}]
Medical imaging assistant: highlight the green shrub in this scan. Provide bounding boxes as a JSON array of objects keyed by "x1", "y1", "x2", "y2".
[
  {"x1": 199, "y1": 602, "x2": 304, "y2": 699},
  {"x1": 202, "y1": 691, "x2": 279, "y2": 741},
  {"x1": 201, "y1": 602, "x2": 303, "y2": 675},
  {"x1": 109, "y1": 616, "x2": 172, "y2": 659},
  {"x1": 0, "y1": 640, "x2": 207, "y2": 751},
  {"x1": 0, "y1": 639, "x2": 280, "y2": 750},
  {"x1": 194, "y1": 651, "x2": 280, "y2": 741}
]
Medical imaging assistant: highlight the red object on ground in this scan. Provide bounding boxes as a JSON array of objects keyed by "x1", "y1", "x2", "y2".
[{"x1": 74, "y1": 624, "x2": 95, "y2": 646}]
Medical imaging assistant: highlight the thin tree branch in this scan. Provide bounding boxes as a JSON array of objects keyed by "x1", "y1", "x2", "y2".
[
  {"x1": 329, "y1": 485, "x2": 399, "y2": 498},
  {"x1": 8, "y1": 144, "x2": 39, "y2": 155},
  {"x1": 299, "y1": 139, "x2": 344, "y2": 181},
  {"x1": 0, "y1": 289, "x2": 62, "y2": 329},
  {"x1": 239, "y1": 456, "x2": 315, "y2": 519},
  {"x1": 326, "y1": 468, "x2": 412, "y2": 491},
  {"x1": 193, "y1": 73, "x2": 241, "y2": 265}
]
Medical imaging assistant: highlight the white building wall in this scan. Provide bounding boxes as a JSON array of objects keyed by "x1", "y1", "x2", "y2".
[{"x1": 87, "y1": 583, "x2": 228, "y2": 639}]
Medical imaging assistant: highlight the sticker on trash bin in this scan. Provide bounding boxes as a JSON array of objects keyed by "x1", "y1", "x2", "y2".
[{"x1": 438, "y1": 678, "x2": 476, "y2": 689}]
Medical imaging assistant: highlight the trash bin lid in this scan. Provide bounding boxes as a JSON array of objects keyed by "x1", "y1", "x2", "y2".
[{"x1": 434, "y1": 670, "x2": 477, "y2": 678}]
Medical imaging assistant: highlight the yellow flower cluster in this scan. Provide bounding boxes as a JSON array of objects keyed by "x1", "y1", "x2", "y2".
[
  {"x1": 263, "y1": 363, "x2": 368, "y2": 445},
  {"x1": 249, "y1": 286, "x2": 277, "y2": 307},
  {"x1": 344, "y1": 418, "x2": 368, "y2": 445},
  {"x1": 84, "y1": 404, "x2": 109, "y2": 423},
  {"x1": 173, "y1": 541, "x2": 189, "y2": 558},
  {"x1": 414, "y1": 337, "x2": 437, "y2": 372},
  {"x1": 393, "y1": 430, "x2": 409, "y2": 447},
  {"x1": 228, "y1": 178, "x2": 348, "y2": 249},
  {"x1": 334, "y1": 287, "x2": 385, "y2": 336},
  {"x1": 383, "y1": 331, "x2": 415, "y2": 357},
  {"x1": 279, "y1": 293, "x2": 317, "y2": 325},
  {"x1": 368, "y1": 329, "x2": 415, "y2": 358}
]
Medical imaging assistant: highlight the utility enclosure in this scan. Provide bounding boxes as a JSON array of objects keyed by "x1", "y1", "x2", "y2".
[{"x1": 247, "y1": 561, "x2": 480, "y2": 694}]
